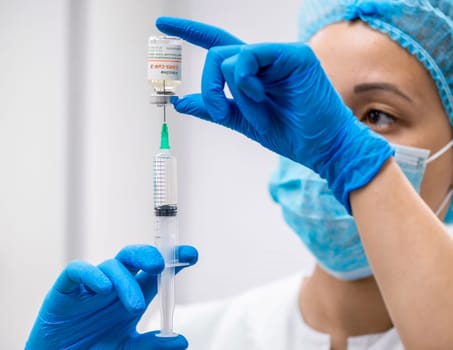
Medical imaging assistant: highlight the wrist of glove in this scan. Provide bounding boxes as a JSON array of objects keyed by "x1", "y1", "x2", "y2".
[
  {"x1": 157, "y1": 17, "x2": 394, "y2": 213},
  {"x1": 315, "y1": 113, "x2": 394, "y2": 213}
]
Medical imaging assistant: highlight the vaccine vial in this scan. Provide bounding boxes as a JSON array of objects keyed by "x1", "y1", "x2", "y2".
[{"x1": 148, "y1": 36, "x2": 182, "y2": 105}]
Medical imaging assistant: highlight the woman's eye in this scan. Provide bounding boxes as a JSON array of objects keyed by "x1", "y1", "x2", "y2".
[{"x1": 362, "y1": 109, "x2": 397, "y2": 133}]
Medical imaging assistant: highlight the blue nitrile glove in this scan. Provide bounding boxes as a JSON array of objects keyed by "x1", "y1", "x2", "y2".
[
  {"x1": 157, "y1": 17, "x2": 393, "y2": 212},
  {"x1": 156, "y1": 17, "x2": 244, "y2": 49},
  {"x1": 25, "y1": 244, "x2": 198, "y2": 350}
]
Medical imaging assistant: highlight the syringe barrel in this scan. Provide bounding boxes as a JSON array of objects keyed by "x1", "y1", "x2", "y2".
[{"x1": 153, "y1": 150, "x2": 177, "y2": 214}]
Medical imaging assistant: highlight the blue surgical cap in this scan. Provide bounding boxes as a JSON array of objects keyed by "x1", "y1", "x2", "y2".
[{"x1": 298, "y1": 0, "x2": 453, "y2": 128}]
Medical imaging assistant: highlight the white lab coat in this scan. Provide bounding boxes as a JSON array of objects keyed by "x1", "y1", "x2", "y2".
[{"x1": 149, "y1": 274, "x2": 403, "y2": 349}]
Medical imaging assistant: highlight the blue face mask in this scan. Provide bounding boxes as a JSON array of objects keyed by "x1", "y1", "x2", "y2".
[{"x1": 269, "y1": 141, "x2": 453, "y2": 280}]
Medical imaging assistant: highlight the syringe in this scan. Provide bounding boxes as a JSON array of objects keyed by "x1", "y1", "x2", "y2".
[
  {"x1": 148, "y1": 34, "x2": 183, "y2": 337},
  {"x1": 153, "y1": 121, "x2": 178, "y2": 337}
]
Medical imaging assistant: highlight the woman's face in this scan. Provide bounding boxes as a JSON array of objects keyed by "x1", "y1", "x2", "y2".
[{"x1": 309, "y1": 21, "x2": 453, "y2": 218}]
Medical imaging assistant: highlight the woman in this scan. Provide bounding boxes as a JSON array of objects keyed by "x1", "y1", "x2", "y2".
[{"x1": 26, "y1": 1, "x2": 453, "y2": 349}]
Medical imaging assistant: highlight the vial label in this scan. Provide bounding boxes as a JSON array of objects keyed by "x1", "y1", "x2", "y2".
[{"x1": 148, "y1": 44, "x2": 182, "y2": 81}]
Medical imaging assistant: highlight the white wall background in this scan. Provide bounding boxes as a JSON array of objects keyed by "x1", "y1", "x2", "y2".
[
  {"x1": 0, "y1": 1, "x2": 67, "y2": 348},
  {"x1": 1, "y1": 0, "x2": 313, "y2": 348}
]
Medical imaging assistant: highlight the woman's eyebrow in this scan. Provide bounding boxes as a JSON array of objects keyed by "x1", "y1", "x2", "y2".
[{"x1": 353, "y1": 82, "x2": 413, "y2": 103}]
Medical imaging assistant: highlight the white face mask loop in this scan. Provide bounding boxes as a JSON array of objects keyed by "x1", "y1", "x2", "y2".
[
  {"x1": 393, "y1": 139, "x2": 453, "y2": 218},
  {"x1": 426, "y1": 139, "x2": 453, "y2": 165},
  {"x1": 435, "y1": 188, "x2": 453, "y2": 216},
  {"x1": 420, "y1": 139, "x2": 453, "y2": 217}
]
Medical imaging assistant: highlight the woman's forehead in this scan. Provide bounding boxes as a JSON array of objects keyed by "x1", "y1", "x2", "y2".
[
  {"x1": 308, "y1": 21, "x2": 436, "y2": 100},
  {"x1": 310, "y1": 21, "x2": 418, "y2": 70}
]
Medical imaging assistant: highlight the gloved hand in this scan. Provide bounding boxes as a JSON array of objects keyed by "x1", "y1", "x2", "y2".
[
  {"x1": 25, "y1": 244, "x2": 198, "y2": 350},
  {"x1": 157, "y1": 17, "x2": 394, "y2": 212}
]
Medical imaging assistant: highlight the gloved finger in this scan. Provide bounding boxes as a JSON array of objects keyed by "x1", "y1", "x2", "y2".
[
  {"x1": 222, "y1": 55, "x2": 272, "y2": 134},
  {"x1": 228, "y1": 49, "x2": 265, "y2": 103},
  {"x1": 172, "y1": 94, "x2": 251, "y2": 137},
  {"x1": 238, "y1": 43, "x2": 318, "y2": 75},
  {"x1": 171, "y1": 94, "x2": 214, "y2": 122},
  {"x1": 98, "y1": 259, "x2": 146, "y2": 314},
  {"x1": 230, "y1": 43, "x2": 319, "y2": 106},
  {"x1": 156, "y1": 16, "x2": 244, "y2": 49},
  {"x1": 123, "y1": 330, "x2": 188, "y2": 350},
  {"x1": 175, "y1": 245, "x2": 198, "y2": 274},
  {"x1": 202, "y1": 45, "x2": 242, "y2": 121},
  {"x1": 54, "y1": 260, "x2": 112, "y2": 295},
  {"x1": 116, "y1": 244, "x2": 164, "y2": 275},
  {"x1": 136, "y1": 245, "x2": 198, "y2": 302}
]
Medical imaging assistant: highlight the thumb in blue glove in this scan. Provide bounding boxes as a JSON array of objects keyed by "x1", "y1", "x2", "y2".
[{"x1": 25, "y1": 244, "x2": 198, "y2": 350}]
